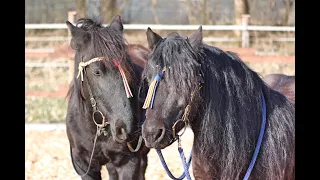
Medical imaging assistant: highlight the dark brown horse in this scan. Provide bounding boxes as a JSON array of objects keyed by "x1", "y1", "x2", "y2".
[
  {"x1": 263, "y1": 74, "x2": 295, "y2": 103},
  {"x1": 65, "y1": 15, "x2": 150, "y2": 180},
  {"x1": 140, "y1": 27, "x2": 295, "y2": 180}
]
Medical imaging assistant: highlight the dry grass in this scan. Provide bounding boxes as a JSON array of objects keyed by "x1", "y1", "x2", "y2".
[
  {"x1": 25, "y1": 96, "x2": 67, "y2": 123},
  {"x1": 26, "y1": 66, "x2": 69, "y2": 91},
  {"x1": 25, "y1": 129, "x2": 194, "y2": 180}
]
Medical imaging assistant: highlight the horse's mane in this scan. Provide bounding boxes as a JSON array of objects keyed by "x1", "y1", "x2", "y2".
[
  {"x1": 145, "y1": 33, "x2": 295, "y2": 179},
  {"x1": 198, "y1": 46, "x2": 294, "y2": 179}
]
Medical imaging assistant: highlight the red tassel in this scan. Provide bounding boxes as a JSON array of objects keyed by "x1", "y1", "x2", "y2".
[{"x1": 113, "y1": 60, "x2": 133, "y2": 98}]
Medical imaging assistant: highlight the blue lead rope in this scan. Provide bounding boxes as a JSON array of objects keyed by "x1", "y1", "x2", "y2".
[
  {"x1": 156, "y1": 148, "x2": 192, "y2": 180},
  {"x1": 243, "y1": 94, "x2": 267, "y2": 180},
  {"x1": 155, "y1": 94, "x2": 266, "y2": 180},
  {"x1": 178, "y1": 147, "x2": 192, "y2": 180}
]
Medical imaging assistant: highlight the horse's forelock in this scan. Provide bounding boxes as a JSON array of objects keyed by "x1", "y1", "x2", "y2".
[{"x1": 146, "y1": 33, "x2": 201, "y2": 93}]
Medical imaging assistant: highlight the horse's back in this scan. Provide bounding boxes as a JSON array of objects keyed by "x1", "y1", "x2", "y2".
[
  {"x1": 128, "y1": 44, "x2": 150, "y2": 69},
  {"x1": 264, "y1": 74, "x2": 295, "y2": 103}
]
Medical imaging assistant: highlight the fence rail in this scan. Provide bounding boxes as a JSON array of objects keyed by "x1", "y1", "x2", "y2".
[
  {"x1": 25, "y1": 23, "x2": 295, "y2": 32},
  {"x1": 25, "y1": 36, "x2": 70, "y2": 42},
  {"x1": 25, "y1": 36, "x2": 295, "y2": 42},
  {"x1": 25, "y1": 62, "x2": 69, "y2": 68},
  {"x1": 25, "y1": 13, "x2": 295, "y2": 49}
]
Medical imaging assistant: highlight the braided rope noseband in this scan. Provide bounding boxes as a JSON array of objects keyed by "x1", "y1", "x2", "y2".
[
  {"x1": 77, "y1": 57, "x2": 104, "y2": 81},
  {"x1": 77, "y1": 57, "x2": 133, "y2": 98}
]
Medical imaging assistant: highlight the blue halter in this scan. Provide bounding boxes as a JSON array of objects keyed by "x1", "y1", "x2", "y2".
[{"x1": 150, "y1": 71, "x2": 164, "y2": 109}]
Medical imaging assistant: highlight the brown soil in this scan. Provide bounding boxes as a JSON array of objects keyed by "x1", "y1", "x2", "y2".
[{"x1": 25, "y1": 129, "x2": 194, "y2": 180}]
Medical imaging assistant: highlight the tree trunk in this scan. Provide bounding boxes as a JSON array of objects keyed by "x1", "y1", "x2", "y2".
[
  {"x1": 100, "y1": 0, "x2": 117, "y2": 23},
  {"x1": 186, "y1": 0, "x2": 196, "y2": 24},
  {"x1": 283, "y1": 0, "x2": 292, "y2": 25},
  {"x1": 200, "y1": 0, "x2": 207, "y2": 25},
  {"x1": 116, "y1": 0, "x2": 129, "y2": 17},
  {"x1": 75, "y1": 0, "x2": 87, "y2": 19},
  {"x1": 150, "y1": 0, "x2": 159, "y2": 24},
  {"x1": 234, "y1": 0, "x2": 249, "y2": 36}
]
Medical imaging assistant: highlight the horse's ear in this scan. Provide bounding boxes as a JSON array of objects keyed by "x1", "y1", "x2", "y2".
[
  {"x1": 66, "y1": 21, "x2": 77, "y2": 35},
  {"x1": 109, "y1": 15, "x2": 123, "y2": 32},
  {"x1": 66, "y1": 21, "x2": 91, "y2": 49},
  {"x1": 146, "y1": 27, "x2": 163, "y2": 50},
  {"x1": 188, "y1": 26, "x2": 203, "y2": 48},
  {"x1": 66, "y1": 21, "x2": 74, "y2": 29}
]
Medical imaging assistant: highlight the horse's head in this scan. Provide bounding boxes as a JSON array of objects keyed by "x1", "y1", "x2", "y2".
[
  {"x1": 141, "y1": 27, "x2": 203, "y2": 149},
  {"x1": 66, "y1": 15, "x2": 139, "y2": 143}
]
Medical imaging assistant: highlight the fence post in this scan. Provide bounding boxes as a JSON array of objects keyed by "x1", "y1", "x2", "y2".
[
  {"x1": 241, "y1": 14, "x2": 250, "y2": 48},
  {"x1": 67, "y1": 11, "x2": 77, "y2": 84}
]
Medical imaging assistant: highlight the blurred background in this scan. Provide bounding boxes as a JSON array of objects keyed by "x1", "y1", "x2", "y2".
[{"x1": 25, "y1": 0, "x2": 295, "y2": 179}]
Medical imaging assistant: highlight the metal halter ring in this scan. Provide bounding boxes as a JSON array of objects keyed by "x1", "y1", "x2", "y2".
[
  {"x1": 92, "y1": 110, "x2": 108, "y2": 127},
  {"x1": 172, "y1": 119, "x2": 188, "y2": 140}
]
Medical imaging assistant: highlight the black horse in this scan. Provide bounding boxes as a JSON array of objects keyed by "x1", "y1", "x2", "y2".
[
  {"x1": 65, "y1": 15, "x2": 149, "y2": 180},
  {"x1": 140, "y1": 27, "x2": 295, "y2": 179},
  {"x1": 263, "y1": 73, "x2": 295, "y2": 103}
]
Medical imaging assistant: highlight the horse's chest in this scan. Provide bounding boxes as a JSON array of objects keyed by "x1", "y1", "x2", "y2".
[
  {"x1": 99, "y1": 142, "x2": 131, "y2": 164},
  {"x1": 192, "y1": 153, "x2": 214, "y2": 180}
]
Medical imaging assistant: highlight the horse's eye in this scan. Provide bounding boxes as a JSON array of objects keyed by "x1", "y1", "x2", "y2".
[{"x1": 92, "y1": 70, "x2": 101, "y2": 76}]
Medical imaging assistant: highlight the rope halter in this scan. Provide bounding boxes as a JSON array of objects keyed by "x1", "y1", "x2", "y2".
[
  {"x1": 77, "y1": 57, "x2": 104, "y2": 81},
  {"x1": 77, "y1": 57, "x2": 133, "y2": 98}
]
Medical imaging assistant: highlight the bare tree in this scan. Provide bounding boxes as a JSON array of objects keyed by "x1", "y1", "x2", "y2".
[
  {"x1": 99, "y1": 0, "x2": 130, "y2": 23},
  {"x1": 200, "y1": 0, "x2": 207, "y2": 25},
  {"x1": 117, "y1": 0, "x2": 130, "y2": 16},
  {"x1": 234, "y1": 0, "x2": 249, "y2": 36},
  {"x1": 183, "y1": 0, "x2": 197, "y2": 24},
  {"x1": 75, "y1": 0, "x2": 87, "y2": 19},
  {"x1": 150, "y1": 0, "x2": 160, "y2": 24},
  {"x1": 283, "y1": 0, "x2": 293, "y2": 25},
  {"x1": 100, "y1": 0, "x2": 117, "y2": 23}
]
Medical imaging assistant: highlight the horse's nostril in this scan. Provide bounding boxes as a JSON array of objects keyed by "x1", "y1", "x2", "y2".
[
  {"x1": 117, "y1": 127, "x2": 125, "y2": 135},
  {"x1": 115, "y1": 127, "x2": 127, "y2": 141},
  {"x1": 154, "y1": 128, "x2": 164, "y2": 142}
]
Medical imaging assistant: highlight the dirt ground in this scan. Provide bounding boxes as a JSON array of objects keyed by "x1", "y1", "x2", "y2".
[{"x1": 25, "y1": 127, "x2": 194, "y2": 180}]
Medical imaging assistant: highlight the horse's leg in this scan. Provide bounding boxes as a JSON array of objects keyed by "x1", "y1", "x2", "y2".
[
  {"x1": 106, "y1": 162, "x2": 119, "y2": 180},
  {"x1": 116, "y1": 156, "x2": 141, "y2": 180},
  {"x1": 70, "y1": 147, "x2": 102, "y2": 180},
  {"x1": 138, "y1": 154, "x2": 148, "y2": 180}
]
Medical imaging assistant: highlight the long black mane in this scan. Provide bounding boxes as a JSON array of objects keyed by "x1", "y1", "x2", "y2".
[{"x1": 144, "y1": 32, "x2": 295, "y2": 179}]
